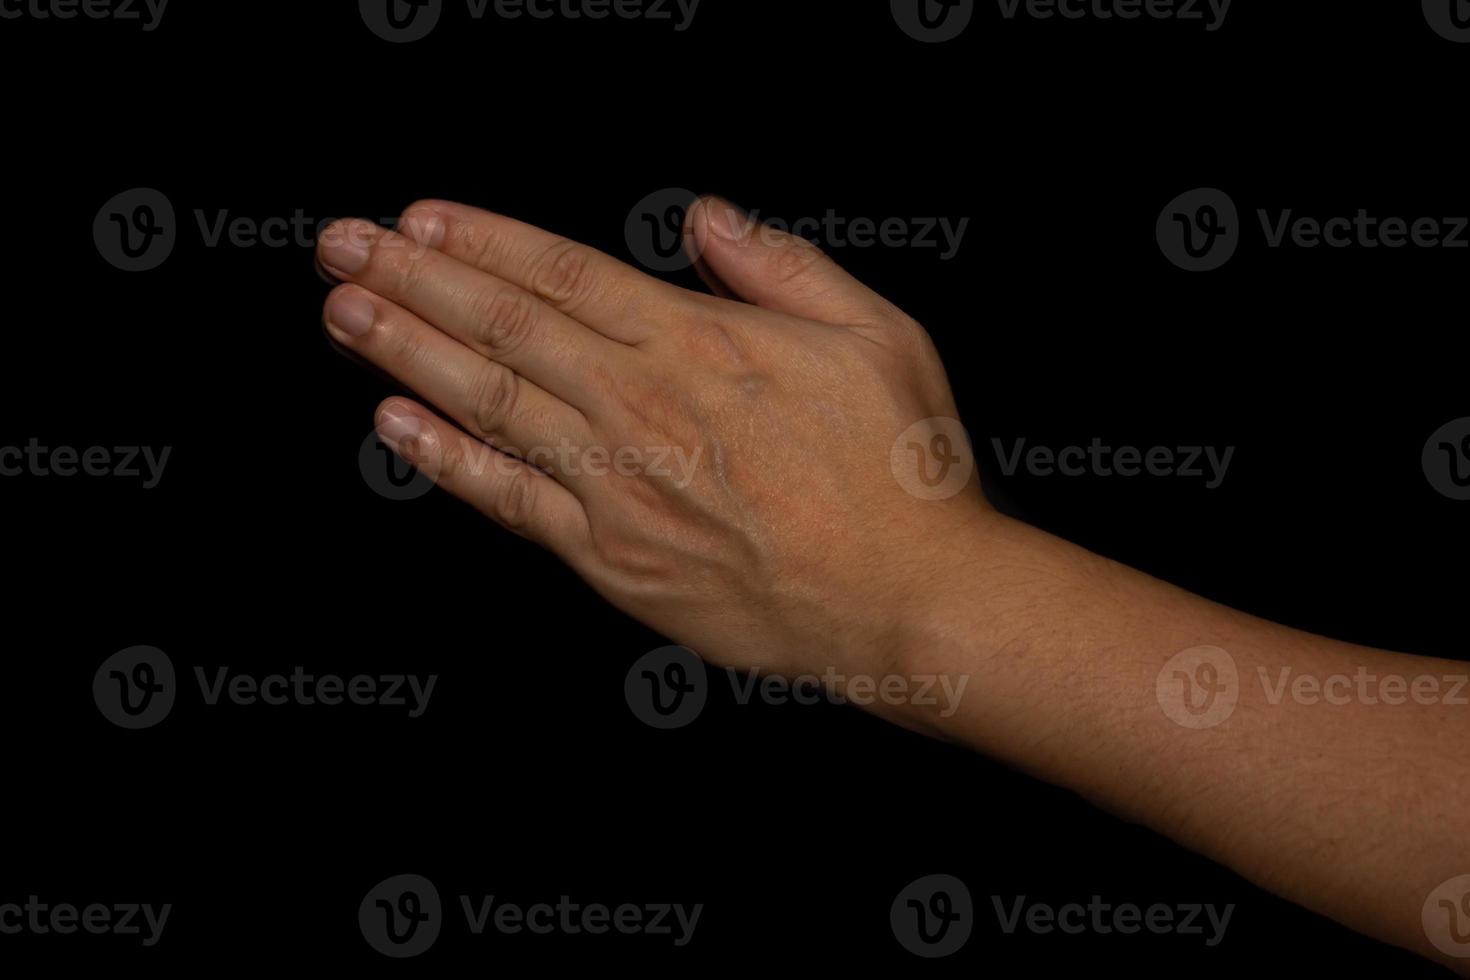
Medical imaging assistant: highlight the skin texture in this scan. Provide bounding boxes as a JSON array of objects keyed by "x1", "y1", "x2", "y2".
[{"x1": 318, "y1": 197, "x2": 1470, "y2": 973}]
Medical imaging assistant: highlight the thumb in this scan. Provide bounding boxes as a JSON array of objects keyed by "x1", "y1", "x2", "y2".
[{"x1": 686, "y1": 196, "x2": 899, "y2": 326}]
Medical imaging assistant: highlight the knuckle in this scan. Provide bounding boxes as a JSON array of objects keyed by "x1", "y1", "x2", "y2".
[
  {"x1": 400, "y1": 199, "x2": 439, "y2": 226},
  {"x1": 386, "y1": 246, "x2": 429, "y2": 295},
  {"x1": 773, "y1": 240, "x2": 825, "y2": 286},
  {"x1": 471, "y1": 285, "x2": 540, "y2": 356},
  {"x1": 616, "y1": 380, "x2": 695, "y2": 448},
  {"x1": 456, "y1": 222, "x2": 505, "y2": 271},
  {"x1": 495, "y1": 467, "x2": 539, "y2": 531},
  {"x1": 397, "y1": 202, "x2": 443, "y2": 244},
  {"x1": 530, "y1": 239, "x2": 598, "y2": 310},
  {"x1": 469, "y1": 363, "x2": 519, "y2": 440},
  {"x1": 593, "y1": 530, "x2": 672, "y2": 580},
  {"x1": 383, "y1": 318, "x2": 429, "y2": 367},
  {"x1": 435, "y1": 432, "x2": 468, "y2": 483}
]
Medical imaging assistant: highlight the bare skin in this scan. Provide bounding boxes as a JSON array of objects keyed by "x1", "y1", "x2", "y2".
[{"x1": 317, "y1": 197, "x2": 1470, "y2": 973}]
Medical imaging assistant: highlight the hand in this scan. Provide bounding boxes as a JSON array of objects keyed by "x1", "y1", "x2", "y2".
[{"x1": 318, "y1": 198, "x2": 994, "y2": 679}]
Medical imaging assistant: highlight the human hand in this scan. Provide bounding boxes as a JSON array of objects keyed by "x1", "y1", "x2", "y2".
[{"x1": 318, "y1": 197, "x2": 995, "y2": 679}]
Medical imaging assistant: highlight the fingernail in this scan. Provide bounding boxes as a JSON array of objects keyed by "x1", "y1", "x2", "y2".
[
  {"x1": 319, "y1": 222, "x2": 372, "y2": 275},
  {"x1": 401, "y1": 209, "x2": 445, "y2": 249},
  {"x1": 326, "y1": 290, "x2": 376, "y2": 338},
  {"x1": 378, "y1": 408, "x2": 424, "y2": 457},
  {"x1": 706, "y1": 198, "x2": 748, "y2": 241}
]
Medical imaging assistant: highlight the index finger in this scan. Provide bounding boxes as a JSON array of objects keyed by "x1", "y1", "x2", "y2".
[{"x1": 397, "y1": 199, "x2": 693, "y2": 346}]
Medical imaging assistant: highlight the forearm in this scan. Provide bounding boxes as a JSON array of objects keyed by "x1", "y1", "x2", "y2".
[{"x1": 885, "y1": 515, "x2": 1470, "y2": 971}]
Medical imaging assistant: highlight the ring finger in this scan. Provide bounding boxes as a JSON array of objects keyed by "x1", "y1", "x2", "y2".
[{"x1": 324, "y1": 284, "x2": 596, "y2": 480}]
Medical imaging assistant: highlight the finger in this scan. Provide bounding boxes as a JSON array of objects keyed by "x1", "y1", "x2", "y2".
[
  {"x1": 692, "y1": 252, "x2": 737, "y2": 300},
  {"x1": 684, "y1": 196, "x2": 903, "y2": 327},
  {"x1": 397, "y1": 199, "x2": 688, "y2": 345},
  {"x1": 318, "y1": 219, "x2": 629, "y2": 412},
  {"x1": 375, "y1": 397, "x2": 591, "y2": 555},
  {"x1": 325, "y1": 285, "x2": 595, "y2": 477}
]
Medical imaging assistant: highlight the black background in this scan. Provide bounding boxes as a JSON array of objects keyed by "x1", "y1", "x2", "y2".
[{"x1": 2, "y1": 0, "x2": 1466, "y2": 973}]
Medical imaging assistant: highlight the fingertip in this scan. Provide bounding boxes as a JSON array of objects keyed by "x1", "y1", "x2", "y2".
[
  {"x1": 399, "y1": 200, "x2": 447, "y2": 249},
  {"x1": 317, "y1": 218, "x2": 376, "y2": 276},
  {"x1": 376, "y1": 397, "x2": 421, "y2": 428},
  {"x1": 323, "y1": 284, "x2": 376, "y2": 339}
]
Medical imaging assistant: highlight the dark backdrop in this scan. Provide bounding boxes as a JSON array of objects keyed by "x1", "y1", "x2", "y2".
[{"x1": 2, "y1": 0, "x2": 1465, "y2": 974}]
